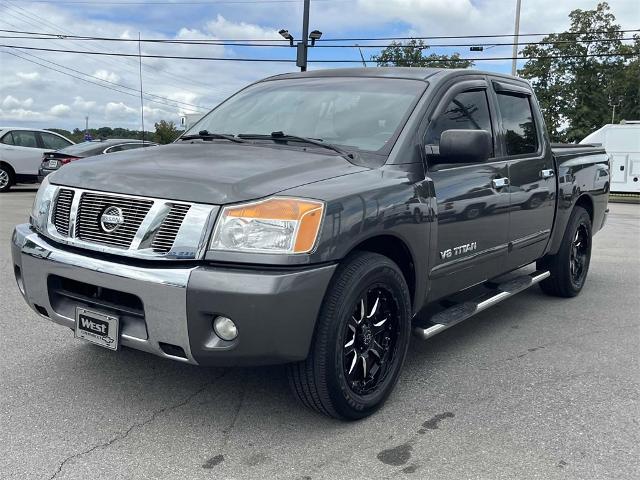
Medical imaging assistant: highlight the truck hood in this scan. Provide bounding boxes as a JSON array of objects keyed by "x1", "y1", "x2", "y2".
[{"x1": 49, "y1": 142, "x2": 369, "y2": 204}]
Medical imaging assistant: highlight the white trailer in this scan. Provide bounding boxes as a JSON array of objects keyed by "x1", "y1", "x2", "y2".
[{"x1": 581, "y1": 121, "x2": 640, "y2": 193}]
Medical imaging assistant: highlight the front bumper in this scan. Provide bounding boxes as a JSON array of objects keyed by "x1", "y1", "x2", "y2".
[{"x1": 11, "y1": 224, "x2": 336, "y2": 366}]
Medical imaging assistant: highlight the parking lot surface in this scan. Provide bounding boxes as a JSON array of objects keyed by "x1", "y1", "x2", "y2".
[{"x1": 1, "y1": 188, "x2": 638, "y2": 480}]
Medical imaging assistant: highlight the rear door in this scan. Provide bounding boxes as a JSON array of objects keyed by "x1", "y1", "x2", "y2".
[
  {"x1": 1, "y1": 130, "x2": 44, "y2": 175},
  {"x1": 424, "y1": 79, "x2": 510, "y2": 300},
  {"x1": 490, "y1": 80, "x2": 556, "y2": 269}
]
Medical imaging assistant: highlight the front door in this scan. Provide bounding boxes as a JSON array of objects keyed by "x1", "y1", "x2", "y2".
[
  {"x1": 490, "y1": 81, "x2": 557, "y2": 269},
  {"x1": 424, "y1": 82, "x2": 510, "y2": 301}
]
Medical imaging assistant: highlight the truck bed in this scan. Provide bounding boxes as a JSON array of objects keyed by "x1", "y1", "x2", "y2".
[{"x1": 551, "y1": 143, "x2": 606, "y2": 158}]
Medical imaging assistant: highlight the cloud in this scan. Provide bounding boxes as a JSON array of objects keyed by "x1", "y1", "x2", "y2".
[
  {"x1": 73, "y1": 96, "x2": 97, "y2": 111},
  {"x1": 49, "y1": 104, "x2": 72, "y2": 117},
  {"x1": 0, "y1": 108, "x2": 42, "y2": 121},
  {"x1": 16, "y1": 72, "x2": 41, "y2": 82},
  {"x1": 205, "y1": 14, "x2": 279, "y2": 41},
  {"x1": 93, "y1": 69, "x2": 121, "y2": 83},
  {"x1": 105, "y1": 101, "x2": 138, "y2": 120},
  {"x1": 2, "y1": 95, "x2": 34, "y2": 109}
]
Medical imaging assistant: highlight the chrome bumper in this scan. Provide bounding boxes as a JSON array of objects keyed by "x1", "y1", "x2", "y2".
[
  {"x1": 12, "y1": 223, "x2": 198, "y2": 364},
  {"x1": 11, "y1": 224, "x2": 336, "y2": 366}
]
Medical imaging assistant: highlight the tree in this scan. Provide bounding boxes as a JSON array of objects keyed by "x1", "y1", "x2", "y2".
[
  {"x1": 154, "y1": 120, "x2": 180, "y2": 144},
  {"x1": 372, "y1": 39, "x2": 474, "y2": 68},
  {"x1": 519, "y1": 2, "x2": 640, "y2": 142}
]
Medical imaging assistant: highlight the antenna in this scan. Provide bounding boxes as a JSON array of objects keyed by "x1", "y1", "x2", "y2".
[{"x1": 138, "y1": 32, "x2": 145, "y2": 143}]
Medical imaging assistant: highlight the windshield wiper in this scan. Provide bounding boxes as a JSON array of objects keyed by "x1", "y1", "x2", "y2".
[
  {"x1": 180, "y1": 130, "x2": 246, "y2": 144},
  {"x1": 238, "y1": 131, "x2": 355, "y2": 159}
]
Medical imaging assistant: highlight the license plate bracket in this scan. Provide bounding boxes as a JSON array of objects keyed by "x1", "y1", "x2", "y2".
[{"x1": 75, "y1": 307, "x2": 119, "y2": 350}]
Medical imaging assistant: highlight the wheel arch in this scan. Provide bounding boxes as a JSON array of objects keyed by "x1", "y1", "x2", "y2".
[
  {"x1": 348, "y1": 234, "x2": 417, "y2": 311},
  {"x1": 0, "y1": 161, "x2": 16, "y2": 187},
  {"x1": 575, "y1": 193, "x2": 594, "y2": 224}
]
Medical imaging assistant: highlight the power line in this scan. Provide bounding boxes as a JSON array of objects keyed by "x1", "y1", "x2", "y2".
[
  {"x1": 318, "y1": 29, "x2": 640, "y2": 42},
  {"x1": 2, "y1": 49, "x2": 205, "y2": 112},
  {"x1": 0, "y1": 0, "x2": 227, "y2": 93},
  {"x1": 4, "y1": 46, "x2": 208, "y2": 110},
  {"x1": 2, "y1": 43, "x2": 638, "y2": 62},
  {"x1": 1, "y1": 27, "x2": 637, "y2": 44},
  {"x1": 0, "y1": 32, "x2": 637, "y2": 48}
]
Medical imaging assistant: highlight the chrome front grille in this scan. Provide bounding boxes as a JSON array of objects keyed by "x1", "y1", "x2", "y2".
[
  {"x1": 45, "y1": 186, "x2": 218, "y2": 260},
  {"x1": 152, "y1": 203, "x2": 191, "y2": 253},
  {"x1": 52, "y1": 189, "x2": 74, "y2": 236},
  {"x1": 75, "y1": 192, "x2": 154, "y2": 249}
]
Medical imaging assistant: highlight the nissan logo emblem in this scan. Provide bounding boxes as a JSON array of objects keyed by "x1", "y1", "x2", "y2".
[{"x1": 100, "y1": 206, "x2": 125, "y2": 233}]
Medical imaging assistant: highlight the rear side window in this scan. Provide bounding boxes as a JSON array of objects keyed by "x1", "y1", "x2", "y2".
[
  {"x1": 425, "y1": 89, "x2": 493, "y2": 156},
  {"x1": 0, "y1": 132, "x2": 14, "y2": 145},
  {"x1": 496, "y1": 93, "x2": 538, "y2": 155},
  {"x1": 40, "y1": 132, "x2": 72, "y2": 150},
  {"x1": 10, "y1": 131, "x2": 38, "y2": 148}
]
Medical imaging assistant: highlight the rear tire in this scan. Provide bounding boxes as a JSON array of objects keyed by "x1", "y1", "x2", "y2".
[
  {"x1": 287, "y1": 251, "x2": 412, "y2": 420},
  {"x1": 537, "y1": 206, "x2": 592, "y2": 297},
  {"x1": 0, "y1": 165, "x2": 13, "y2": 192}
]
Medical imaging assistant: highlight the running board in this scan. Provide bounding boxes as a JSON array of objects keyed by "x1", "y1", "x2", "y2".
[{"x1": 413, "y1": 270, "x2": 550, "y2": 340}]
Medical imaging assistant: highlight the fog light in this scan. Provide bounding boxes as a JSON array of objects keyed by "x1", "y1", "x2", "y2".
[{"x1": 213, "y1": 316, "x2": 238, "y2": 341}]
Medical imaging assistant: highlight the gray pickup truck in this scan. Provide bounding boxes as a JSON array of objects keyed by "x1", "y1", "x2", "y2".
[{"x1": 12, "y1": 68, "x2": 609, "y2": 420}]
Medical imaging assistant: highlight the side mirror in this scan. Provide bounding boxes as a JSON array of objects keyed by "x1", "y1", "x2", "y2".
[{"x1": 437, "y1": 129, "x2": 492, "y2": 163}]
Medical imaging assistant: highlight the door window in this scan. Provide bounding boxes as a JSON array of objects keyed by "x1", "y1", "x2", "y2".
[
  {"x1": 496, "y1": 93, "x2": 538, "y2": 155},
  {"x1": 40, "y1": 132, "x2": 72, "y2": 150},
  {"x1": 10, "y1": 131, "x2": 39, "y2": 148},
  {"x1": 425, "y1": 89, "x2": 493, "y2": 156}
]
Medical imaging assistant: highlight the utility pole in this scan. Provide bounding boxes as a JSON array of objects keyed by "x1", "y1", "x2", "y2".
[
  {"x1": 138, "y1": 32, "x2": 145, "y2": 144},
  {"x1": 609, "y1": 97, "x2": 622, "y2": 124},
  {"x1": 297, "y1": 0, "x2": 311, "y2": 72},
  {"x1": 511, "y1": 0, "x2": 522, "y2": 76}
]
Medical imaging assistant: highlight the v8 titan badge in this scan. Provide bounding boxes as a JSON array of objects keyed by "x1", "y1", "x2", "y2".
[{"x1": 75, "y1": 307, "x2": 119, "y2": 350}]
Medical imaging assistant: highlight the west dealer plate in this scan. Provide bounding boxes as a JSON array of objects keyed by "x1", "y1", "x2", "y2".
[{"x1": 75, "y1": 307, "x2": 119, "y2": 350}]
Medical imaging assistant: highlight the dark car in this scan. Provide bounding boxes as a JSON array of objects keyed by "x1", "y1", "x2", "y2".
[
  {"x1": 13, "y1": 68, "x2": 609, "y2": 420},
  {"x1": 38, "y1": 139, "x2": 157, "y2": 180}
]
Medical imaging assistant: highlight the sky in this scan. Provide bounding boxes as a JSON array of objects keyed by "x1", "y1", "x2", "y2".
[{"x1": 0, "y1": 0, "x2": 638, "y2": 132}]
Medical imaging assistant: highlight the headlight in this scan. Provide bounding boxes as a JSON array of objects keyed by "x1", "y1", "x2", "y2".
[
  {"x1": 210, "y1": 197, "x2": 325, "y2": 254},
  {"x1": 30, "y1": 176, "x2": 54, "y2": 233}
]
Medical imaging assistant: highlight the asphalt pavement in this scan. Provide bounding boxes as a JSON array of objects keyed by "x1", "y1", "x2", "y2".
[{"x1": 1, "y1": 187, "x2": 638, "y2": 480}]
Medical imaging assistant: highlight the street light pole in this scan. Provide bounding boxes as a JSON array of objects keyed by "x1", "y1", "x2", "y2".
[
  {"x1": 298, "y1": 0, "x2": 311, "y2": 72},
  {"x1": 511, "y1": 0, "x2": 522, "y2": 76}
]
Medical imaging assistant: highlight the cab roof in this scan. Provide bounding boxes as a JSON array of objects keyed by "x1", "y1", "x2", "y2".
[{"x1": 263, "y1": 67, "x2": 531, "y2": 86}]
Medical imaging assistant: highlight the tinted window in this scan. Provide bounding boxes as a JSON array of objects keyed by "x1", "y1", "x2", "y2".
[
  {"x1": 11, "y1": 131, "x2": 38, "y2": 148},
  {"x1": 496, "y1": 93, "x2": 538, "y2": 155},
  {"x1": 40, "y1": 132, "x2": 71, "y2": 150},
  {"x1": 188, "y1": 78, "x2": 425, "y2": 152},
  {"x1": 426, "y1": 90, "x2": 493, "y2": 155}
]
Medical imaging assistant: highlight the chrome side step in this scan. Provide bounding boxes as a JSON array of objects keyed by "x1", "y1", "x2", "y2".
[{"x1": 413, "y1": 270, "x2": 550, "y2": 340}]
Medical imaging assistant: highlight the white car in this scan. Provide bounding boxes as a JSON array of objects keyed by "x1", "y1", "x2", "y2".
[{"x1": 0, "y1": 127, "x2": 74, "y2": 192}]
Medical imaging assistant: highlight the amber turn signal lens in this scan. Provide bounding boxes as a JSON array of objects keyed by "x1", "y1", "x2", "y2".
[{"x1": 213, "y1": 197, "x2": 325, "y2": 254}]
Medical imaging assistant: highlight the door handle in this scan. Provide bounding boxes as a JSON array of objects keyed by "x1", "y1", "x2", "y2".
[
  {"x1": 492, "y1": 177, "x2": 509, "y2": 189},
  {"x1": 540, "y1": 169, "x2": 555, "y2": 179}
]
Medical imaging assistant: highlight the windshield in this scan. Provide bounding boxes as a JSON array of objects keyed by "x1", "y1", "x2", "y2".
[{"x1": 186, "y1": 77, "x2": 425, "y2": 152}]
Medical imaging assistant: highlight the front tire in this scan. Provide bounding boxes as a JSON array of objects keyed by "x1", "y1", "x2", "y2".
[
  {"x1": 537, "y1": 206, "x2": 592, "y2": 297},
  {"x1": 287, "y1": 251, "x2": 412, "y2": 420}
]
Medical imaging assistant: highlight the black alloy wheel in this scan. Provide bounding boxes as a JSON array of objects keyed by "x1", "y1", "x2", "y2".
[{"x1": 342, "y1": 286, "x2": 400, "y2": 396}]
